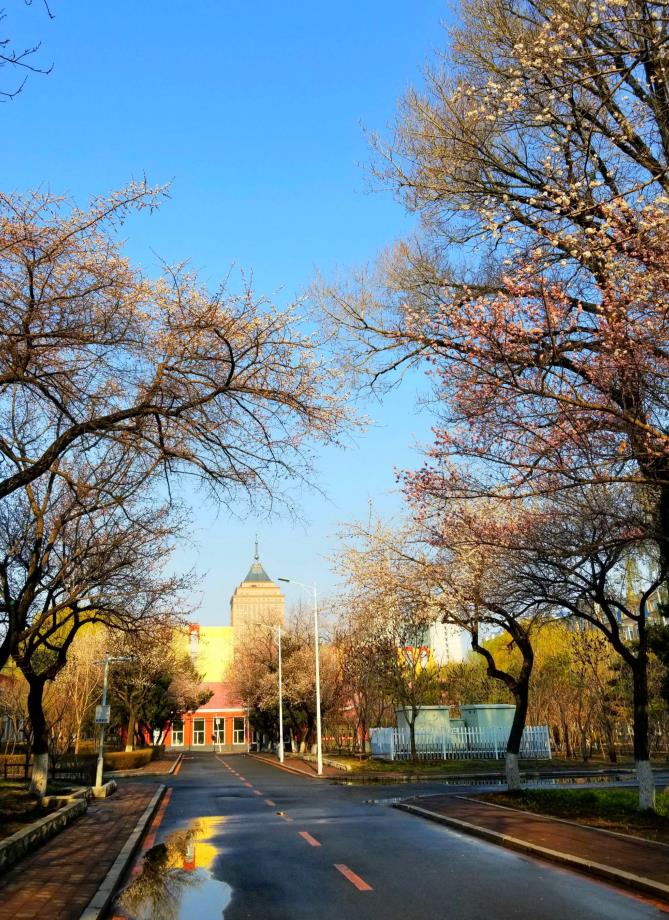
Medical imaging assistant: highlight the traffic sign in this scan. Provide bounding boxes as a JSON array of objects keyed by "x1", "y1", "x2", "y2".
[{"x1": 95, "y1": 704, "x2": 110, "y2": 724}]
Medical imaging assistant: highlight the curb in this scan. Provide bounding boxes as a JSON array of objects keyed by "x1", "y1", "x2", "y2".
[
  {"x1": 168, "y1": 752, "x2": 183, "y2": 774},
  {"x1": 79, "y1": 784, "x2": 166, "y2": 920},
  {"x1": 394, "y1": 801, "x2": 669, "y2": 903}
]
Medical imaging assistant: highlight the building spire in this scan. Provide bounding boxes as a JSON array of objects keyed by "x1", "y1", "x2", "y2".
[{"x1": 254, "y1": 534, "x2": 259, "y2": 560}]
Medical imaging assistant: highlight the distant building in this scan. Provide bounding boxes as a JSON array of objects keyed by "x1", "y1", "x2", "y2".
[
  {"x1": 424, "y1": 621, "x2": 466, "y2": 666},
  {"x1": 230, "y1": 542, "x2": 285, "y2": 631},
  {"x1": 165, "y1": 544, "x2": 285, "y2": 752}
]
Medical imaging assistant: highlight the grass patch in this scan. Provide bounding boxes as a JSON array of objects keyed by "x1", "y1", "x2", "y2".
[{"x1": 474, "y1": 788, "x2": 669, "y2": 844}]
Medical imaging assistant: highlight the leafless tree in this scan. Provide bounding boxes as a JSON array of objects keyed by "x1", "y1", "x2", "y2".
[
  {"x1": 0, "y1": 183, "x2": 351, "y2": 505},
  {"x1": 0, "y1": 2, "x2": 54, "y2": 99}
]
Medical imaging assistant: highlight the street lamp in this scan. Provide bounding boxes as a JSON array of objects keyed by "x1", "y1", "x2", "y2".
[
  {"x1": 94, "y1": 654, "x2": 133, "y2": 787},
  {"x1": 274, "y1": 626, "x2": 284, "y2": 764},
  {"x1": 278, "y1": 577, "x2": 322, "y2": 776}
]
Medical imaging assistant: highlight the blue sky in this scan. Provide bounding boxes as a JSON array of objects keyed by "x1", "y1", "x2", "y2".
[{"x1": 1, "y1": 1, "x2": 451, "y2": 622}]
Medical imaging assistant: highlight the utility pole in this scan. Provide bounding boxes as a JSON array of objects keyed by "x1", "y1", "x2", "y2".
[
  {"x1": 276, "y1": 625, "x2": 284, "y2": 763},
  {"x1": 312, "y1": 583, "x2": 323, "y2": 777},
  {"x1": 95, "y1": 655, "x2": 132, "y2": 788}
]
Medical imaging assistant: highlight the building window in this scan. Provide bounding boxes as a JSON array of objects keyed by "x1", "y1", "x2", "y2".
[
  {"x1": 172, "y1": 720, "x2": 184, "y2": 746},
  {"x1": 233, "y1": 717, "x2": 245, "y2": 744},
  {"x1": 193, "y1": 718, "x2": 205, "y2": 746},
  {"x1": 213, "y1": 717, "x2": 225, "y2": 745}
]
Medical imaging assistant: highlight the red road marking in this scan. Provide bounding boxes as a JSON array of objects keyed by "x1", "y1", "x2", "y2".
[
  {"x1": 253, "y1": 790, "x2": 263, "y2": 796},
  {"x1": 265, "y1": 799, "x2": 276, "y2": 806},
  {"x1": 173, "y1": 758, "x2": 183, "y2": 776},
  {"x1": 243, "y1": 781, "x2": 253, "y2": 788},
  {"x1": 299, "y1": 831, "x2": 321, "y2": 847},
  {"x1": 335, "y1": 864, "x2": 373, "y2": 891},
  {"x1": 140, "y1": 788, "x2": 172, "y2": 853}
]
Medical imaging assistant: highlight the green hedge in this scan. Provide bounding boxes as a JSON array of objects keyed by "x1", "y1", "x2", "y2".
[
  {"x1": 103, "y1": 749, "x2": 153, "y2": 771},
  {"x1": 0, "y1": 754, "x2": 31, "y2": 765}
]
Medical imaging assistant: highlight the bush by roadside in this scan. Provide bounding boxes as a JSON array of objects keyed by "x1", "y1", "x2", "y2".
[{"x1": 103, "y1": 750, "x2": 154, "y2": 771}]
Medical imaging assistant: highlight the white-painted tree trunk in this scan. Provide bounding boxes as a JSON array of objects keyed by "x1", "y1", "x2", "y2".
[
  {"x1": 505, "y1": 752, "x2": 521, "y2": 791},
  {"x1": 636, "y1": 760, "x2": 656, "y2": 811},
  {"x1": 29, "y1": 752, "x2": 49, "y2": 796}
]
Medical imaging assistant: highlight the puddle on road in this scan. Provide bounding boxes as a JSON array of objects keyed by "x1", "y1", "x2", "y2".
[
  {"x1": 358, "y1": 774, "x2": 649, "y2": 804},
  {"x1": 341, "y1": 772, "x2": 640, "y2": 789},
  {"x1": 113, "y1": 817, "x2": 232, "y2": 919}
]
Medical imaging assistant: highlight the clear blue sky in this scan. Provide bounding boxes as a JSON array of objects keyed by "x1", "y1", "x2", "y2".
[{"x1": 1, "y1": 0, "x2": 451, "y2": 623}]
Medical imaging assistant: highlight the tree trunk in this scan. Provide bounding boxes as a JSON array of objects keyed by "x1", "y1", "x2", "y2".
[
  {"x1": 27, "y1": 678, "x2": 49, "y2": 796},
  {"x1": 631, "y1": 653, "x2": 655, "y2": 810},
  {"x1": 409, "y1": 718, "x2": 417, "y2": 761},
  {"x1": 125, "y1": 705, "x2": 136, "y2": 752},
  {"x1": 506, "y1": 680, "x2": 529, "y2": 791},
  {"x1": 562, "y1": 718, "x2": 572, "y2": 759},
  {"x1": 602, "y1": 720, "x2": 617, "y2": 763}
]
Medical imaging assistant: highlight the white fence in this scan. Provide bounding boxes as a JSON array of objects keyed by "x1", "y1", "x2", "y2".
[{"x1": 369, "y1": 725, "x2": 551, "y2": 761}]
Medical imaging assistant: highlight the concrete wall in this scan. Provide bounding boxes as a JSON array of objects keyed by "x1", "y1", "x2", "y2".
[
  {"x1": 460, "y1": 704, "x2": 515, "y2": 731},
  {"x1": 395, "y1": 706, "x2": 451, "y2": 732}
]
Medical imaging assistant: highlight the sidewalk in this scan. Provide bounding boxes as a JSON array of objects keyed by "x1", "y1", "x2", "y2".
[
  {"x1": 251, "y1": 752, "x2": 343, "y2": 779},
  {"x1": 397, "y1": 794, "x2": 669, "y2": 902},
  {"x1": 0, "y1": 783, "x2": 161, "y2": 920}
]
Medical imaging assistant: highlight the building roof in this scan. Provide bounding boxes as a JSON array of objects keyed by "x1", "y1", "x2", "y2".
[
  {"x1": 196, "y1": 681, "x2": 244, "y2": 711},
  {"x1": 242, "y1": 559, "x2": 273, "y2": 583}
]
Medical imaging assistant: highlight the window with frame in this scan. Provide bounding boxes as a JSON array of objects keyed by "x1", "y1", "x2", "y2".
[
  {"x1": 193, "y1": 718, "x2": 205, "y2": 745},
  {"x1": 233, "y1": 717, "x2": 245, "y2": 744},
  {"x1": 171, "y1": 720, "x2": 184, "y2": 746}
]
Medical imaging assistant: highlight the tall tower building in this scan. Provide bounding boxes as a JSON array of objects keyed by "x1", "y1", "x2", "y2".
[{"x1": 230, "y1": 542, "x2": 285, "y2": 631}]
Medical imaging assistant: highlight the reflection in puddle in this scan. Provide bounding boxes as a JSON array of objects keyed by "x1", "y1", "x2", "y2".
[
  {"x1": 341, "y1": 772, "x2": 643, "y2": 788},
  {"x1": 116, "y1": 817, "x2": 232, "y2": 919}
]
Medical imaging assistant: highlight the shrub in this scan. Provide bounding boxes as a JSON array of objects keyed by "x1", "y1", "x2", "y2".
[{"x1": 103, "y1": 749, "x2": 153, "y2": 771}]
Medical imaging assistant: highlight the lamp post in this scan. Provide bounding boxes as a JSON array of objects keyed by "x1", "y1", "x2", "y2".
[
  {"x1": 95, "y1": 655, "x2": 132, "y2": 787},
  {"x1": 278, "y1": 577, "x2": 322, "y2": 775},
  {"x1": 275, "y1": 626, "x2": 284, "y2": 763}
]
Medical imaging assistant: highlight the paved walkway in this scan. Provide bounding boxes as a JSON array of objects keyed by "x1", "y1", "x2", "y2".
[
  {"x1": 251, "y1": 753, "x2": 344, "y2": 778},
  {"x1": 0, "y1": 783, "x2": 159, "y2": 920},
  {"x1": 403, "y1": 794, "x2": 669, "y2": 891}
]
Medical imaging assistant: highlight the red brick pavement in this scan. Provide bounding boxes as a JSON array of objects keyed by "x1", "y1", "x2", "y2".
[
  {"x1": 405, "y1": 794, "x2": 669, "y2": 888},
  {"x1": 0, "y1": 783, "x2": 159, "y2": 920}
]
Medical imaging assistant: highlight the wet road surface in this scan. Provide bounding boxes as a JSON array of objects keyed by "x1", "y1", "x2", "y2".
[{"x1": 109, "y1": 753, "x2": 668, "y2": 919}]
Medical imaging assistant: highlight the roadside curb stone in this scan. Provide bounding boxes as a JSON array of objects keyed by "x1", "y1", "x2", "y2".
[{"x1": 79, "y1": 783, "x2": 166, "y2": 920}]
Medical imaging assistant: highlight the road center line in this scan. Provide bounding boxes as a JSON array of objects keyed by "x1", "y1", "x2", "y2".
[
  {"x1": 299, "y1": 831, "x2": 321, "y2": 847},
  {"x1": 334, "y1": 864, "x2": 373, "y2": 891}
]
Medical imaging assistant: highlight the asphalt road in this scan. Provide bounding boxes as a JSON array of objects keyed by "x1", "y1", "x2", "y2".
[{"x1": 110, "y1": 753, "x2": 668, "y2": 920}]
